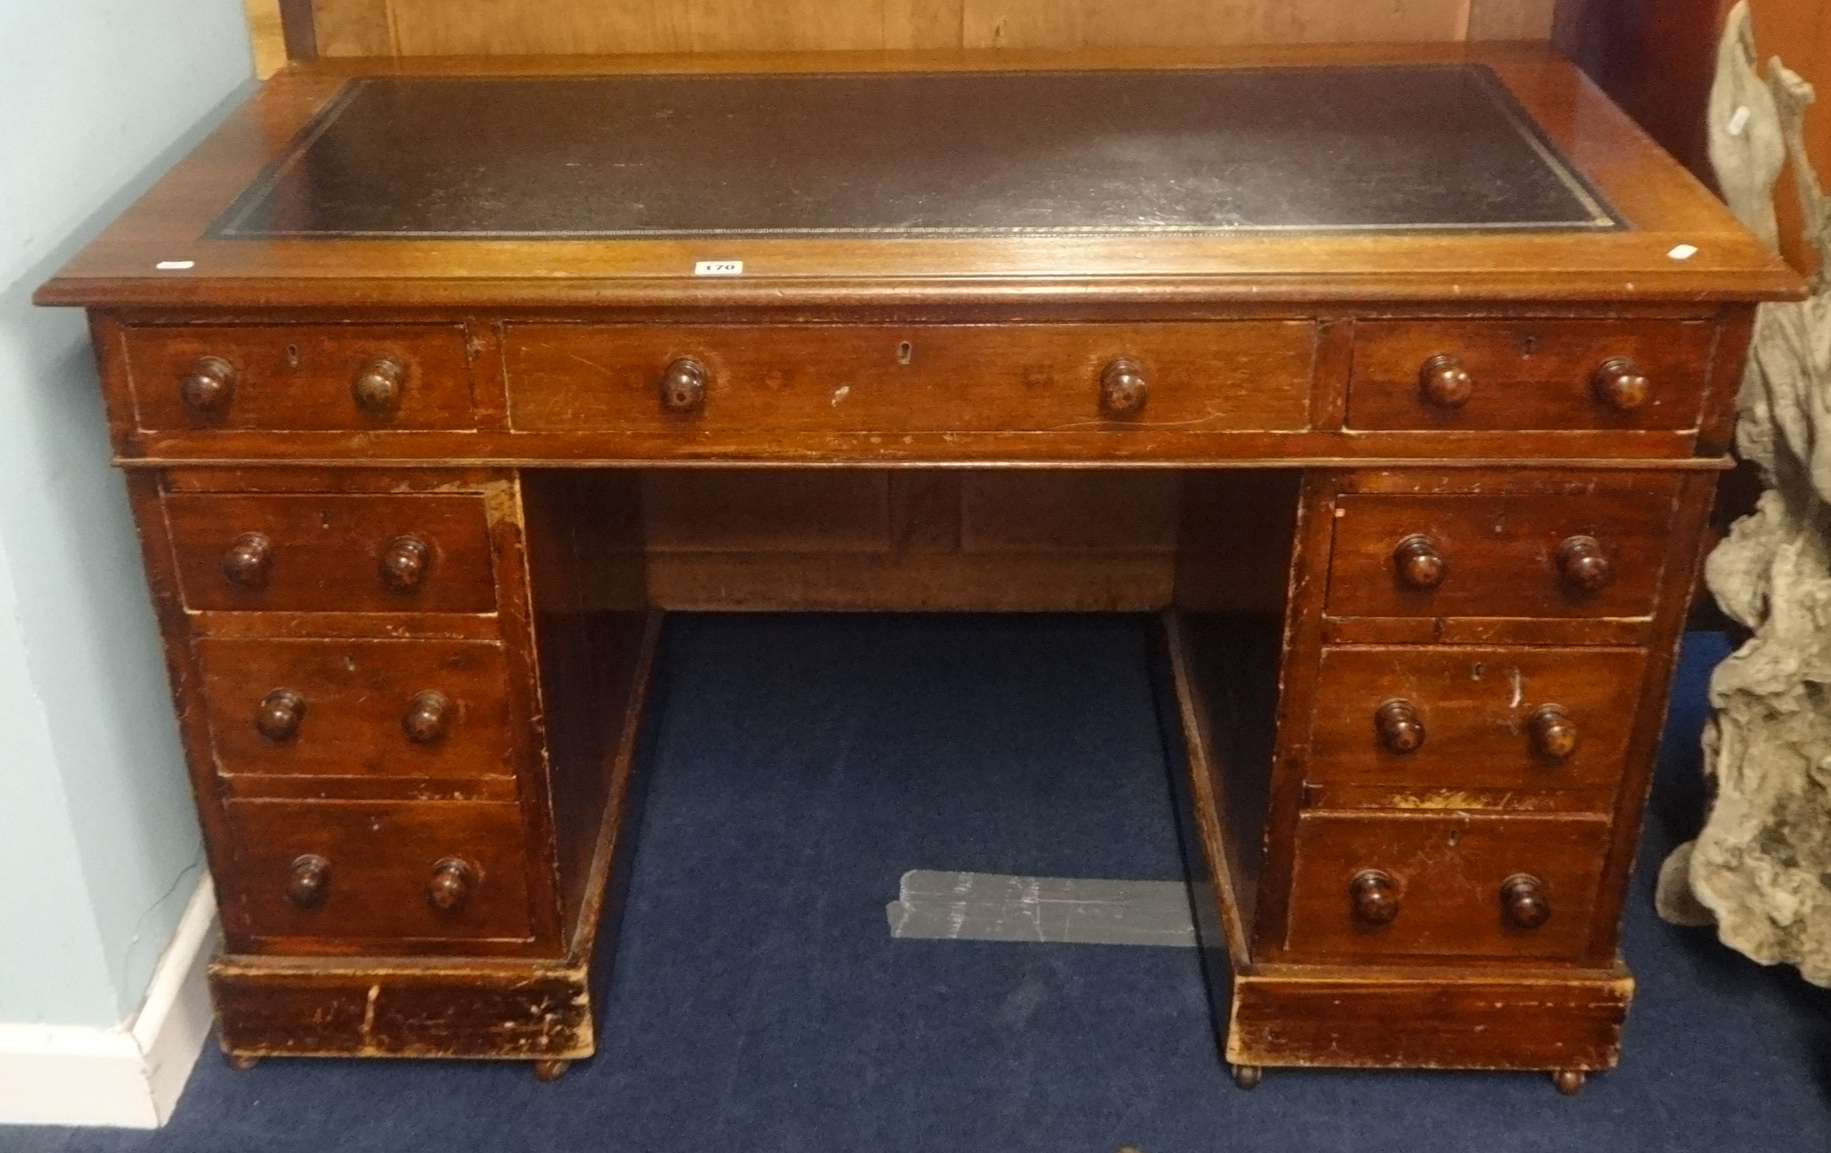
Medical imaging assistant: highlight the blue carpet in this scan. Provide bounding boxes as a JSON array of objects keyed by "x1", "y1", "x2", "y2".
[{"x1": 8, "y1": 618, "x2": 1831, "y2": 1152}]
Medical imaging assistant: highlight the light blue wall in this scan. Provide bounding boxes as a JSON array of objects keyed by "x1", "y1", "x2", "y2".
[{"x1": 0, "y1": 0, "x2": 254, "y2": 1026}]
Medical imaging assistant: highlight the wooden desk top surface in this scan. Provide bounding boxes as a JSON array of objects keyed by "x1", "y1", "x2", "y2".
[{"x1": 37, "y1": 42, "x2": 1799, "y2": 311}]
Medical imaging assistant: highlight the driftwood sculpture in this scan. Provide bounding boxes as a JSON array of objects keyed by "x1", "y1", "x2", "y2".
[{"x1": 1654, "y1": 2, "x2": 1831, "y2": 985}]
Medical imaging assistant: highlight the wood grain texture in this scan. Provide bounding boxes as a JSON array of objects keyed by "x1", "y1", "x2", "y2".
[
  {"x1": 304, "y1": 0, "x2": 1504, "y2": 56},
  {"x1": 245, "y1": 0, "x2": 290, "y2": 76}
]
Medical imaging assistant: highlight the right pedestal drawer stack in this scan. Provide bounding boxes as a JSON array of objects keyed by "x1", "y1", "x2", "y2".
[{"x1": 1267, "y1": 465, "x2": 1715, "y2": 971}]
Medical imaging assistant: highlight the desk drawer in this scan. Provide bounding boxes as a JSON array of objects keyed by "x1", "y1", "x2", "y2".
[
  {"x1": 1347, "y1": 319, "x2": 1717, "y2": 431},
  {"x1": 197, "y1": 638, "x2": 515, "y2": 781},
  {"x1": 165, "y1": 493, "x2": 497, "y2": 613},
  {"x1": 123, "y1": 324, "x2": 476, "y2": 431},
  {"x1": 1307, "y1": 646, "x2": 1645, "y2": 802},
  {"x1": 1287, "y1": 811, "x2": 1608, "y2": 961},
  {"x1": 503, "y1": 322, "x2": 1315, "y2": 434},
  {"x1": 223, "y1": 799, "x2": 533, "y2": 947},
  {"x1": 1326, "y1": 485, "x2": 1677, "y2": 623}
]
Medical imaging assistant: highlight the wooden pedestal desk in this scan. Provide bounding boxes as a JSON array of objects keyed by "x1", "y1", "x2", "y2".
[{"x1": 36, "y1": 43, "x2": 1802, "y2": 1094}]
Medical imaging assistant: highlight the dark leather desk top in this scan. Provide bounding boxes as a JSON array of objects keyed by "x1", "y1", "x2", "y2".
[{"x1": 213, "y1": 65, "x2": 1616, "y2": 240}]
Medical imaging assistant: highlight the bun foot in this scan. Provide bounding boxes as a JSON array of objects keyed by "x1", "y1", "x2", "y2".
[
  {"x1": 532, "y1": 1059, "x2": 571, "y2": 1082},
  {"x1": 226, "y1": 1053, "x2": 260, "y2": 1072},
  {"x1": 1552, "y1": 1069, "x2": 1586, "y2": 1096},
  {"x1": 1231, "y1": 1063, "x2": 1263, "y2": 1090}
]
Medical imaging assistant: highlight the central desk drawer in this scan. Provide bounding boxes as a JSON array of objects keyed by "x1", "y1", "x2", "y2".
[
  {"x1": 165, "y1": 493, "x2": 498, "y2": 613},
  {"x1": 197, "y1": 638, "x2": 516, "y2": 781},
  {"x1": 222, "y1": 799, "x2": 533, "y2": 947},
  {"x1": 503, "y1": 322, "x2": 1316, "y2": 433}
]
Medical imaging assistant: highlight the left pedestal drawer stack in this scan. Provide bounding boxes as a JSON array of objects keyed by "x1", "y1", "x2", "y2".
[{"x1": 124, "y1": 466, "x2": 623, "y2": 1070}]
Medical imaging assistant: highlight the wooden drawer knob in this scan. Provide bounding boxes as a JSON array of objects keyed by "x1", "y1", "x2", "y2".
[
  {"x1": 1556, "y1": 535, "x2": 1612, "y2": 593},
  {"x1": 403, "y1": 690, "x2": 452, "y2": 745},
  {"x1": 1501, "y1": 873, "x2": 1551, "y2": 929},
  {"x1": 255, "y1": 688, "x2": 306, "y2": 742},
  {"x1": 1418, "y1": 353, "x2": 1473, "y2": 409},
  {"x1": 1529, "y1": 704, "x2": 1579, "y2": 760},
  {"x1": 221, "y1": 532, "x2": 274, "y2": 590},
  {"x1": 1350, "y1": 869, "x2": 1400, "y2": 925},
  {"x1": 1591, "y1": 357, "x2": 1649, "y2": 413},
  {"x1": 285, "y1": 854, "x2": 330, "y2": 909},
  {"x1": 351, "y1": 357, "x2": 406, "y2": 416},
  {"x1": 427, "y1": 857, "x2": 476, "y2": 912},
  {"x1": 378, "y1": 534, "x2": 431, "y2": 592},
  {"x1": 659, "y1": 358, "x2": 707, "y2": 414},
  {"x1": 1374, "y1": 699, "x2": 1424, "y2": 753},
  {"x1": 1099, "y1": 358, "x2": 1148, "y2": 417},
  {"x1": 1392, "y1": 534, "x2": 1447, "y2": 591},
  {"x1": 179, "y1": 355, "x2": 237, "y2": 415}
]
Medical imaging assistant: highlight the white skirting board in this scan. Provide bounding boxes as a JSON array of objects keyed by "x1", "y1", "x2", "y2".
[{"x1": 0, "y1": 874, "x2": 220, "y2": 1128}]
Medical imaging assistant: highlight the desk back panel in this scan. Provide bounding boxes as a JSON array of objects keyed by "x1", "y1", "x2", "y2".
[{"x1": 298, "y1": 0, "x2": 1556, "y2": 58}]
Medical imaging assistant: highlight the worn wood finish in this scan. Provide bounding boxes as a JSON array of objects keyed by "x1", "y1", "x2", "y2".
[
  {"x1": 196, "y1": 637, "x2": 515, "y2": 780},
  {"x1": 504, "y1": 321, "x2": 1315, "y2": 436},
  {"x1": 40, "y1": 47, "x2": 1800, "y2": 1081},
  {"x1": 1305, "y1": 645, "x2": 1646, "y2": 800},
  {"x1": 1227, "y1": 964, "x2": 1632, "y2": 1070},
  {"x1": 1285, "y1": 811, "x2": 1610, "y2": 961}
]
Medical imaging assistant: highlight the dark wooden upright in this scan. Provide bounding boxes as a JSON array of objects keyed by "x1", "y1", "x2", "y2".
[{"x1": 36, "y1": 44, "x2": 1801, "y2": 1092}]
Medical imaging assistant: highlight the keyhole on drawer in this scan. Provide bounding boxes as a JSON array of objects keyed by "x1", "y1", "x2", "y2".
[
  {"x1": 1471, "y1": 662, "x2": 1484, "y2": 680},
  {"x1": 1519, "y1": 334, "x2": 1539, "y2": 357},
  {"x1": 1448, "y1": 828, "x2": 1462, "y2": 846},
  {"x1": 344, "y1": 656, "x2": 358, "y2": 672},
  {"x1": 896, "y1": 341, "x2": 914, "y2": 366},
  {"x1": 285, "y1": 344, "x2": 300, "y2": 368}
]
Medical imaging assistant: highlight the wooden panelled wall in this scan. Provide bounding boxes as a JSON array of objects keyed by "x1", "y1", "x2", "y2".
[{"x1": 246, "y1": 0, "x2": 1554, "y2": 64}]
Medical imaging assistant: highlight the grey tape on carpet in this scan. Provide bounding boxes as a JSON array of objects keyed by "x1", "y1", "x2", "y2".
[{"x1": 886, "y1": 870, "x2": 1211, "y2": 947}]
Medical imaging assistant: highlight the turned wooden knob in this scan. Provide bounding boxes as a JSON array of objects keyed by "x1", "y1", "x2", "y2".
[
  {"x1": 221, "y1": 532, "x2": 274, "y2": 590},
  {"x1": 179, "y1": 356, "x2": 237, "y2": 414},
  {"x1": 427, "y1": 857, "x2": 475, "y2": 912},
  {"x1": 402, "y1": 690, "x2": 452, "y2": 745},
  {"x1": 1350, "y1": 869, "x2": 1400, "y2": 926},
  {"x1": 1556, "y1": 535, "x2": 1612, "y2": 593},
  {"x1": 1501, "y1": 873, "x2": 1551, "y2": 928},
  {"x1": 1592, "y1": 357, "x2": 1649, "y2": 413},
  {"x1": 1529, "y1": 704, "x2": 1579, "y2": 760},
  {"x1": 285, "y1": 854, "x2": 330, "y2": 908},
  {"x1": 1392, "y1": 534, "x2": 1447, "y2": 591},
  {"x1": 659, "y1": 358, "x2": 707, "y2": 414},
  {"x1": 1419, "y1": 353, "x2": 1474, "y2": 409},
  {"x1": 1099, "y1": 358, "x2": 1148, "y2": 417},
  {"x1": 378, "y1": 534, "x2": 431, "y2": 592},
  {"x1": 351, "y1": 357, "x2": 406, "y2": 416},
  {"x1": 255, "y1": 688, "x2": 306, "y2": 742},
  {"x1": 1374, "y1": 699, "x2": 1424, "y2": 753}
]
